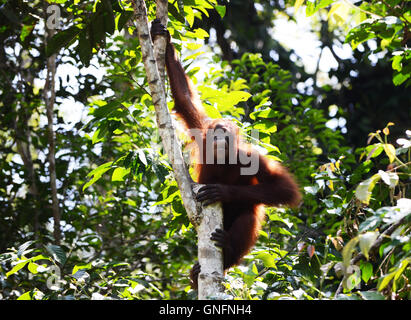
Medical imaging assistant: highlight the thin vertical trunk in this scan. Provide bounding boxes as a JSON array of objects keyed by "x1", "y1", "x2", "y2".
[{"x1": 154, "y1": 0, "x2": 168, "y2": 86}]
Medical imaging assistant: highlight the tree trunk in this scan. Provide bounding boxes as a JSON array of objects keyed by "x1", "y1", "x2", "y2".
[
  {"x1": 44, "y1": 20, "x2": 61, "y2": 245},
  {"x1": 132, "y1": 0, "x2": 224, "y2": 299},
  {"x1": 192, "y1": 185, "x2": 224, "y2": 300}
]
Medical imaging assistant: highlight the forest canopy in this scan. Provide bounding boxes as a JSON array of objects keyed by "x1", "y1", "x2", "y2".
[{"x1": 0, "y1": 0, "x2": 410, "y2": 300}]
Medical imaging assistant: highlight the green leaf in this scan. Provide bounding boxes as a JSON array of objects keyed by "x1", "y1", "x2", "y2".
[
  {"x1": 83, "y1": 162, "x2": 113, "y2": 191},
  {"x1": 28, "y1": 262, "x2": 39, "y2": 274},
  {"x1": 112, "y1": 167, "x2": 130, "y2": 182},
  {"x1": 345, "y1": 24, "x2": 376, "y2": 49},
  {"x1": 252, "y1": 120, "x2": 277, "y2": 134},
  {"x1": 343, "y1": 265, "x2": 361, "y2": 291},
  {"x1": 255, "y1": 252, "x2": 276, "y2": 268},
  {"x1": 17, "y1": 291, "x2": 32, "y2": 300},
  {"x1": 249, "y1": 108, "x2": 278, "y2": 120},
  {"x1": 243, "y1": 263, "x2": 258, "y2": 287},
  {"x1": 31, "y1": 254, "x2": 51, "y2": 263},
  {"x1": 46, "y1": 25, "x2": 82, "y2": 57},
  {"x1": 184, "y1": 6, "x2": 195, "y2": 27},
  {"x1": 169, "y1": 4, "x2": 186, "y2": 24},
  {"x1": 392, "y1": 55, "x2": 403, "y2": 72},
  {"x1": 365, "y1": 143, "x2": 384, "y2": 160},
  {"x1": 382, "y1": 143, "x2": 396, "y2": 163},
  {"x1": 328, "y1": 2, "x2": 350, "y2": 25},
  {"x1": 215, "y1": 5, "x2": 226, "y2": 18},
  {"x1": 305, "y1": 1, "x2": 316, "y2": 17},
  {"x1": 359, "y1": 215, "x2": 381, "y2": 232},
  {"x1": 318, "y1": 0, "x2": 333, "y2": 9},
  {"x1": 101, "y1": 0, "x2": 115, "y2": 35},
  {"x1": 355, "y1": 173, "x2": 380, "y2": 205},
  {"x1": 394, "y1": 258, "x2": 410, "y2": 281},
  {"x1": 378, "y1": 271, "x2": 396, "y2": 291},
  {"x1": 137, "y1": 149, "x2": 148, "y2": 166},
  {"x1": 185, "y1": 43, "x2": 202, "y2": 50},
  {"x1": 357, "y1": 291, "x2": 385, "y2": 300},
  {"x1": 87, "y1": 162, "x2": 113, "y2": 177},
  {"x1": 152, "y1": 163, "x2": 168, "y2": 184},
  {"x1": 154, "y1": 190, "x2": 179, "y2": 206},
  {"x1": 78, "y1": 28, "x2": 93, "y2": 66},
  {"x1": 72, "y1": 263, "x2": 92, "y2": 275},
  {"x1": 393, "y1": 72, "x2": 410, "y2": 86},
  {"x1": 46, "y1": 245, "x2": 67, "y2": 265},
  {"x1": 20, "y1": 24, "x2": 34, "y2": 42},
  {"x1": 360, "y1": 262, "x2": 373, "y2": 282},
  {"x1": 6, "y1": 260, "x2": 29, "y2": 278},
  {"x1": 204, "y1": 104, "x2": 222, "y2": 119}
]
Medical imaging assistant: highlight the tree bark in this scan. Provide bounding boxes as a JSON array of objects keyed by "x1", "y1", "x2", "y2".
[
  {"x1": 153, "y1": 0, "x2": 168, "y2": 86},
  {"x1": 192, "y1": 185, "x2": 224, "y2": 300},
  {"x1": 132, "y1": 0, "x2": 224, "y2": 299},
  {"x1": 44, "y1": 21, "x2": 61, "y2": 245}
]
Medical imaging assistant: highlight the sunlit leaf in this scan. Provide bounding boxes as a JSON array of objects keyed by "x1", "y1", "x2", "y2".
[
  {"x1": 112, "y1": 167, "x2": 130, "y2": 182},
  {"x1": 342, "y1": 237, "x2": 359, "y2": 268},
  {"x1": 392, "y1": 55, "x2": 403, "y2": 71},
  {"x1": 382, "y1": 143, "x2": 396, "y2": 163},
  {"x1": 203, "y1": 104, "x2": 222, "y2": 118},
  {"x1": 83, "y1": 162, "x2": 113, "y2": 191},
  {"x1": 355, "y1": 173, "x2": 380, "y2": 204},
  {"x1": 255, "y1": 252, "x2": 276, "y2": 268},
  {"x1": 359, "y1": 232, "x2": 378, "y2": 260},
  {"x1": 28, "y1": 262, "x2": 39, "y2": 274},
  {"x1": 378, "y1": 271, "x2": 396, "y2": 291},
  {"x1": 6, "y1": 260, "x2": 29, "y2": 278},
  {"x1": 17, "y1": 292, "x2": 32, "y2": 300},
  {"x1": 344, "y1": 265, "x2": 361, "y2": 291},
  {"x1": 328, "y1": 2, "x2": 350, "y2": 25},
  {"x1": 394, "y1": 258, "x2": 411, "y2": 281}
]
